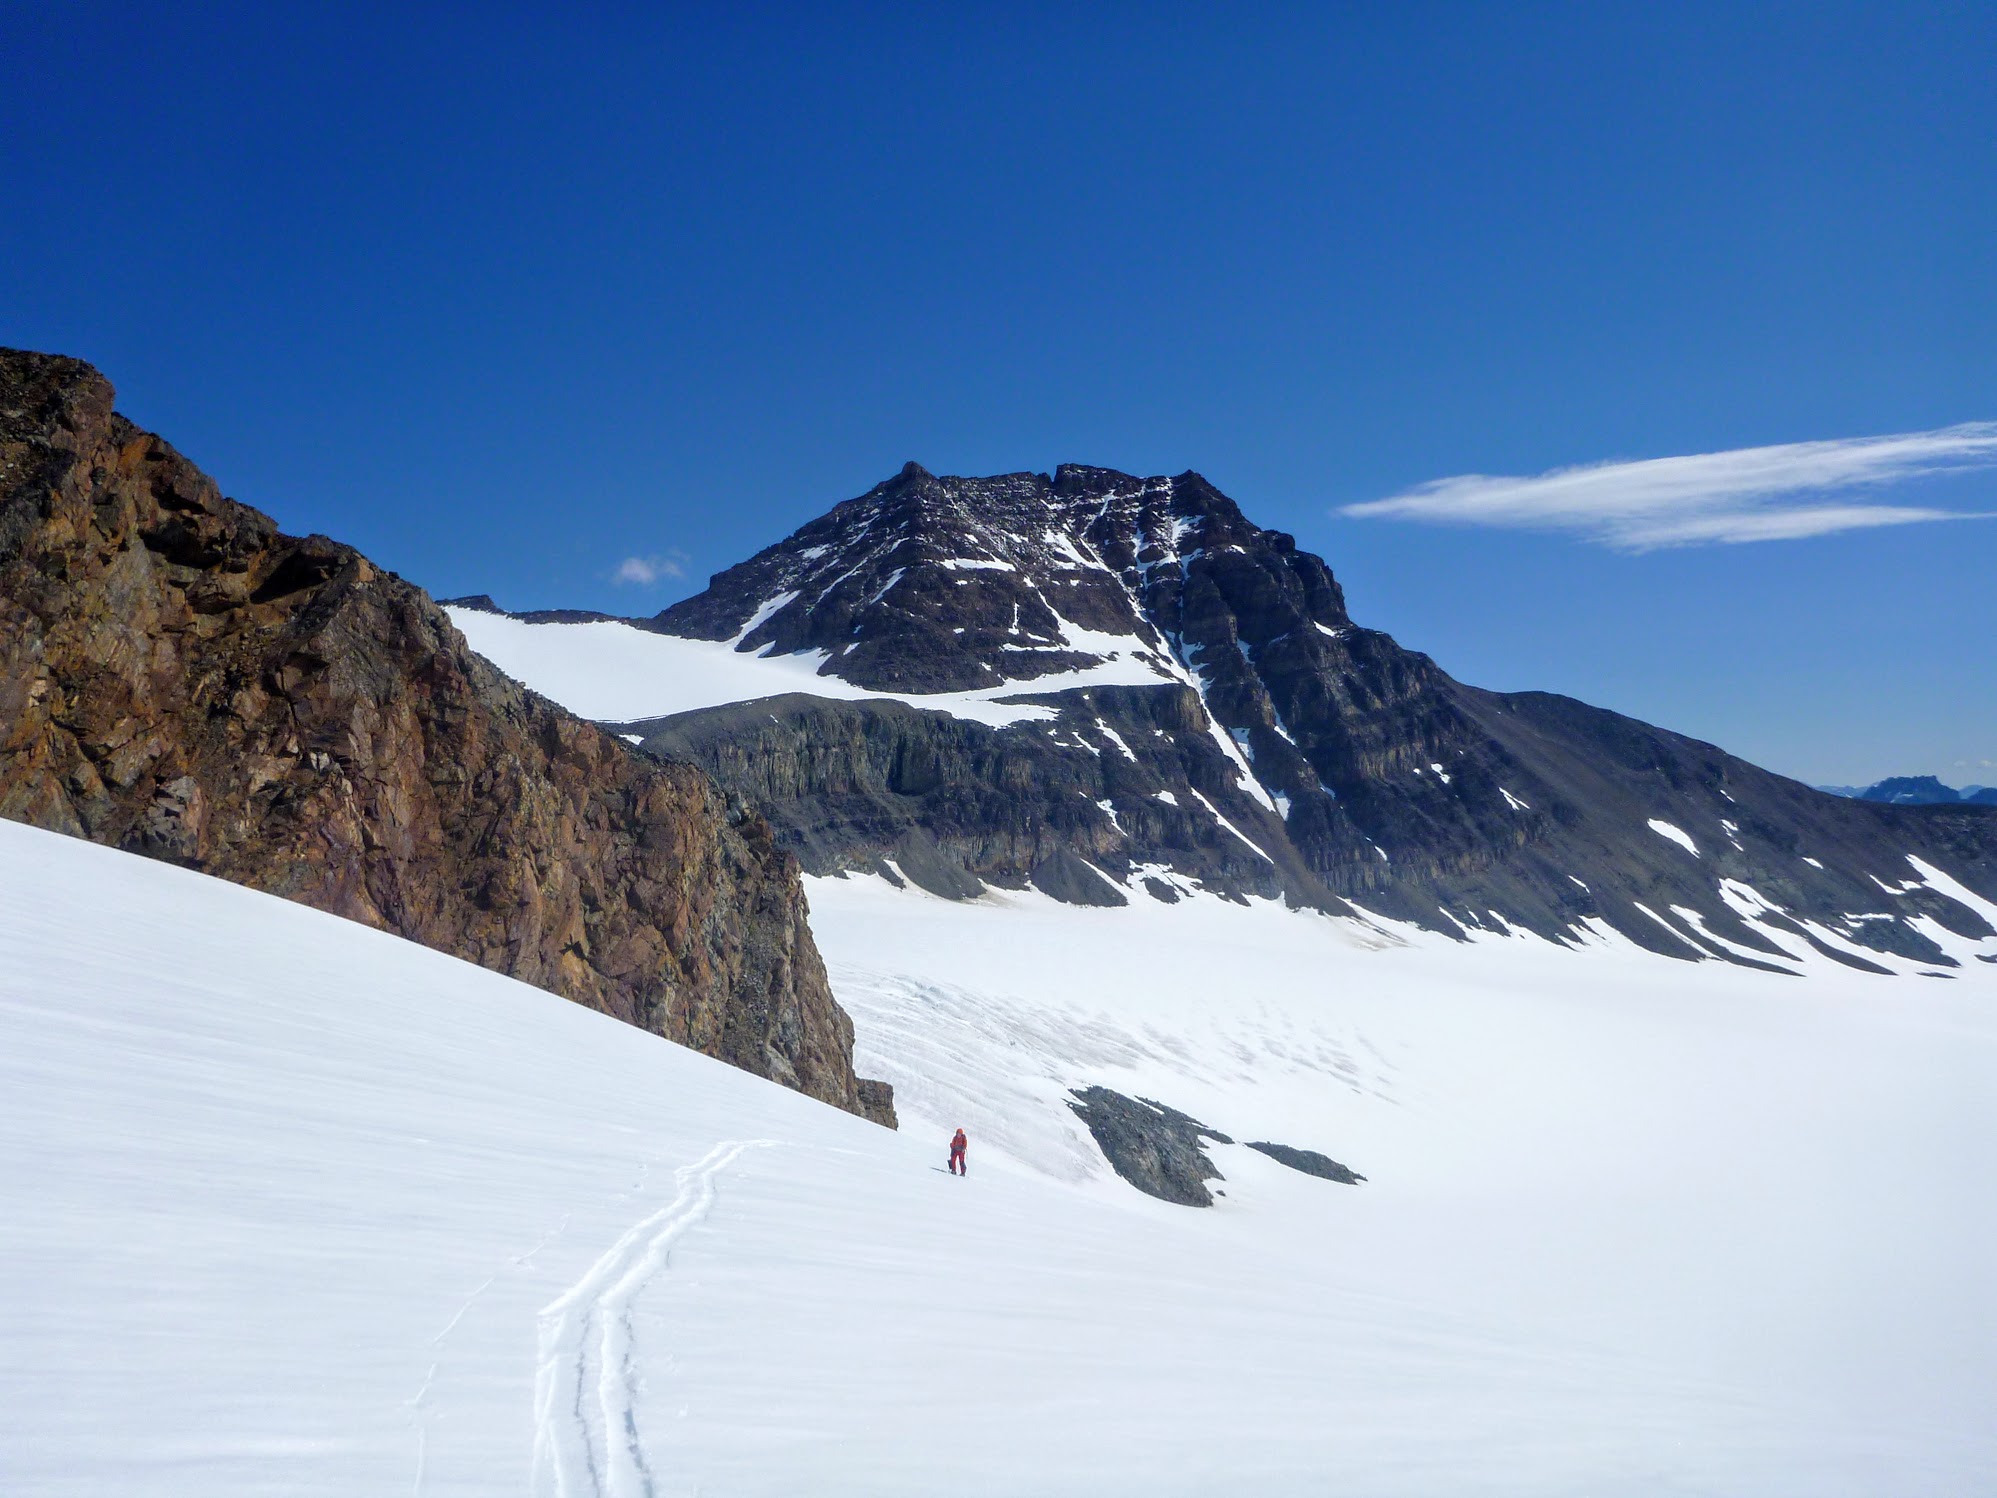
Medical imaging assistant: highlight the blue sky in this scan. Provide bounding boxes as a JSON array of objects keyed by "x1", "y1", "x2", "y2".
[{"x1": 6, "y1": 3, "x2": 1992, "y2": 785}]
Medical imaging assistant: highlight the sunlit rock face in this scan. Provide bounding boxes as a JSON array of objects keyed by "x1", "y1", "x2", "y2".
[{"x1": 0, "y1": 347, "x2": 892, "y2": 1125}]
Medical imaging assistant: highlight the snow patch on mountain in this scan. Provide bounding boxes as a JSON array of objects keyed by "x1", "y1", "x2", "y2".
[
  {"x1": 1646, "y1": 819, "x2": 1700, "y2": 857},
  {"x1": 734, "y1": 589, "x2": 799, "y2": 642},
  {"x1": 1187, "y1": 787, "x2": 1272, "y2": 860}
]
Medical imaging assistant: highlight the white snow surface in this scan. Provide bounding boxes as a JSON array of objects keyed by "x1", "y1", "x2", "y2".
[
  {"x1": 5, "y1": 819, "x2": 1997, "y2": 1494},
  {"x1": 1646, "y1": 818, "x2": 1701, "y2": 856},
  {"x1": 445, "y1": 607, "x2": 1177, "y2": 730}
]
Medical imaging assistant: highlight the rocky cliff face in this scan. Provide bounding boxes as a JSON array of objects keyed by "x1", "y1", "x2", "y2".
[
  {"x1": 595, "y1": 462, "x2": 1997, "y2": 975},
  {"x1": 635, "y1": 687, "x2": 1316, "y2": 910},
  {"x1": 0, "y1": 348, "x2": 892, "y2": 1124}
]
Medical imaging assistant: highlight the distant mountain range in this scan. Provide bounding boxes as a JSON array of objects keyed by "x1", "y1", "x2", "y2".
[
  {"x1": 1818, "y1": 777, "x2": 1997, "y2": 805},
  {"x1": 447, "y1": 462, "x2": 1997, "y2": 978}
]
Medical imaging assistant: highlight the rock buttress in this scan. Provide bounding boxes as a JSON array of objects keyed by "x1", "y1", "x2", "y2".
[{"x1": 0, "y1": 348, "x2": 894, "y2": 1126}]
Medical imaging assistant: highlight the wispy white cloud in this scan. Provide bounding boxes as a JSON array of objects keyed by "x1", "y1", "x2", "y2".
[
  {"x1": 1342, "y1": 424, "x2": 1997, "y2": 549},
  {"x1": 612, "y1": 551, "x2": 689, "y2": 586}
]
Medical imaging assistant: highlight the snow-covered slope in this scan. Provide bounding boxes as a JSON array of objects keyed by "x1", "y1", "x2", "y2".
[
  {"x1": 442, "y1": 605, "x2": 1123, "y2": 728},
  {"x1": 5, "y1": 818, "x2": 1996, "y2": 1494}
]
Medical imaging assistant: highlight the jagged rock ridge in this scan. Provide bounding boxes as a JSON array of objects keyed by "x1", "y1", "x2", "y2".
[
  {"x1": 0, "y1": 348, "x2": 892, "y2": 1124},
  {"x1": 606, "y1": 462, "x2": 1997, "y2": 975}
]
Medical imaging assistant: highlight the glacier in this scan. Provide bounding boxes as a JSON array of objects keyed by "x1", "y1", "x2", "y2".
[{"x1": 4, "y1": 817, "x2": 1995, "y2": 1494}]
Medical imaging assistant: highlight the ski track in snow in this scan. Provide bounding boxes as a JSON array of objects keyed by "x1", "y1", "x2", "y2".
[{"x1": 532, "y1": 1141, "x2": 775, "y2": 1498}]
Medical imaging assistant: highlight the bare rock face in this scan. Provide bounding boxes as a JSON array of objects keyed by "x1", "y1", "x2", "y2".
[
  {"x1": 631, "y1": 689, "x2": 1310, "y2": 908},
  {"x1": 0, "y1": 348, "x2": 892, "y2": 1126}
]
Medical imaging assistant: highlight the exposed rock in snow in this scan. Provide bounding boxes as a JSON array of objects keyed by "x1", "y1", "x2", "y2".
[
  {"x1": 1246, "y1": 1140, "x2": 1367, "y2": 1185},
  {"x1": 1067, "y1": 1085, "x2": 1234, "y2": 1206}
]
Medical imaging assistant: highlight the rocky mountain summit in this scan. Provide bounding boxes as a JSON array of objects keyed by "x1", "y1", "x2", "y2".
[
  {"x1": 532, "y1": 461, "x2": 1997, "y2": 976},
  {"x1": 0, "y1": 348, "x2": 891, "y2": 1124}
]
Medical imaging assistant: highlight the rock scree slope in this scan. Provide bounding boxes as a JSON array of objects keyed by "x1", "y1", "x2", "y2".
[{"x1": 0, "y1": 347, "x2": 891, "y2": 1124}]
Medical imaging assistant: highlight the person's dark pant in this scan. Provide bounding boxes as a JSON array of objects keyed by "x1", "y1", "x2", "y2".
[{"x1": 950, "y1": 1150, "x2": 965, "y2": 1175}]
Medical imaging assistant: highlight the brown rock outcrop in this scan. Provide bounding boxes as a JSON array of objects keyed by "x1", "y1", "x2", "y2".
[{"x1": 0, "y1": 348, "x2": 892, "y2": 1126}]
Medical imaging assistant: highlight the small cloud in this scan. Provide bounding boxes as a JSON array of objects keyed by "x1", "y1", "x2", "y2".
[
  {"x1": 612, "y1": 551, "x2": 689, "y2": 586},
  {"x1": 1342, "y1": 424, "x2": 1997, "y2": 550}
]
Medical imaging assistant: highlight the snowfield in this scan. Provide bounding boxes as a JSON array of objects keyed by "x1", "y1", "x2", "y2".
[
  {"x1": 4, "y1": 817, "x2": 1996, "y2": 1495},
  {"x1": 443, "y1": 607, "x2": 1182, "y2": 729}
]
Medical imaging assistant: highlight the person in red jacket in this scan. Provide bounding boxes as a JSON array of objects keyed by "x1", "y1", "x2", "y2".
[{"x1": 948, "y1": 1127, "x2": 968, "y2": 1176}]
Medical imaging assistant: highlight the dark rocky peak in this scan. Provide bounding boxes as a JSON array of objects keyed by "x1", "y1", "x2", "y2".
[
  {"x1": 659, "y1": 463, "x2": 1142, "y2": 691},
  {"x1": 652, "y1": 465, "x2": 1355, "y2": 705},
  {"x1": 655, "y1": 464, "x2": 1161, "y2": 693},
  {"x1": 619, "y1": 460, "x2": 1997, "y2": 974}
]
